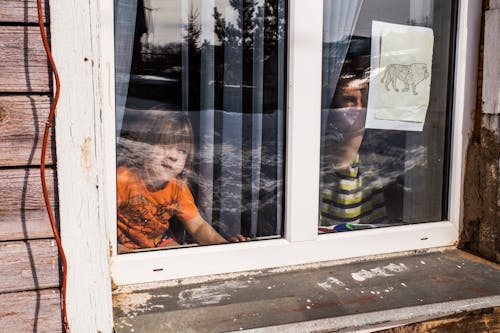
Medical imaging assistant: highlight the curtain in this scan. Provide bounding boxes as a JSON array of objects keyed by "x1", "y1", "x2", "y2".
[
  {"x1": 198, "y1": 0, "x2": 217, "y2": 223},
  {"x1": 410, "y1": 0, "x2": 434, "y2": 26},
  {"x1": 403, "y1": 0, "x2": 436, "y2": 223},
  {"x1": 320, "y1": 0, "x2": 364, "y2": 190},
  {"x1": 321, "y1": 0, "x2": 364, "y2": 115},
  {"x1": 187, "y1": 0, "x2": 286, "y2": 238},
  {"x1": 115, "y1": 0, "x2": 139, "y2": 137}
]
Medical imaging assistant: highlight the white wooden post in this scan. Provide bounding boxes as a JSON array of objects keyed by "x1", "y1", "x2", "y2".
[{"x1": 51, "y1": 0, "x2": 114, "y2": 331}]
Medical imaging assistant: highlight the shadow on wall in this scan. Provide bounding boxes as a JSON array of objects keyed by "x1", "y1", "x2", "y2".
[{"x1": 20, "y1": 0, "x2": 60, "y2": 332}]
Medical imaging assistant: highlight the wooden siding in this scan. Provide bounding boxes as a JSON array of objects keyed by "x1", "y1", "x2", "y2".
[
  {"x1": 0, "y1": 1, "x2": 47, "y2": 23},
  {"x1": 0, "y1": 95, "x2": 55, "y2": 167},
  {"x1": 483, "y1": 7, "x2": 500, "y2": 115},
  {"x1": 0, "y1": 0, "x2": 61, "y2": 331},
  {"x1": 0, "y1": 289, "x2": 62, "y2": 333},
  {"x1": 0, "y1": 168, "x2": 57, "y2": 241},
  {"x1": 0, "y1": 26, "x2": 51, "y2": 92},
  {"x1": 0, "y1": 239, "x2": 60, "y2": 293}
]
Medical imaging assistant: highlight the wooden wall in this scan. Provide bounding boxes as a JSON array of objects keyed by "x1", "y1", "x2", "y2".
[
  {"x1": 461, "y1": 0, "x2": 500, "y2": 264},
  {"x1": 0, "y1": 1, "x2": 62, "y2": 331}
]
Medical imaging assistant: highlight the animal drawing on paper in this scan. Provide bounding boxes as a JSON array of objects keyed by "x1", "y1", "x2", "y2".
[{"x1": 381, "y1": 63, "x2": 429, "y2": 95}]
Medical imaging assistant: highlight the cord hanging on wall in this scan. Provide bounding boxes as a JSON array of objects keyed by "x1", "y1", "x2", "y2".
[{"x1": 36, "y1": 1, "x2": 70, "y2": 332}]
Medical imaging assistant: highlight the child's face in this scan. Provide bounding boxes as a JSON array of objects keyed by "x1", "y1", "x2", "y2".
[
  {"x1": 332, "y1": 79, "x2": 368, "y2": 109},
  {"x1": 146, "y1": 143, "x2": 188, "y2": 184}
]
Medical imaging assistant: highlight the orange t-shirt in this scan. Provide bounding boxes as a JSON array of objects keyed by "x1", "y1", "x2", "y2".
[{"x1": 116, "y1": 166, "x2": 199, "y2": 250}]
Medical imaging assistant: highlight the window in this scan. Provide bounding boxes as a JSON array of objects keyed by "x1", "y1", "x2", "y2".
[
  {"x1": 114, "y1": 0, "x2": 286, "y2": 253},
  {"x1": 49, "y1": 0, "x2": 482, "y2": 329},
  {"x1": 319, "y1": 0, "x2": 456, "y2": 232},
  {"x1": 96, "y1": 0, "x2": 468, "y2": 286}
]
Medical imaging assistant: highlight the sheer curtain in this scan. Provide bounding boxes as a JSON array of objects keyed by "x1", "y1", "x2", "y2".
[
  {"x1": 321, "y1": 0, "x2": 364, "y2": 112},
  {"x1": 320, "y1": 0, "x2": 364, "y2": 186},
  {"x1": 410, "y1": 0, "x2": 434, "y2": 26},
  {"x1": 404, "y1": 0, "x2": 438, "y2": 223},
  {"x1": 115, "y1": 0, "x2": 139, "y2": 137},
  {"x1": 186, "y1": 0, "x2": 286, "y2": 238}
]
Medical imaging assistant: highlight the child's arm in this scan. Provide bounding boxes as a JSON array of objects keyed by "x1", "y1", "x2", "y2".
[
  {"x1": 183, "y1": 215, "x2": 250, "y2": 245},
  {"x1": 183, "y1": 215, "x2": 228, "y2": 245}
]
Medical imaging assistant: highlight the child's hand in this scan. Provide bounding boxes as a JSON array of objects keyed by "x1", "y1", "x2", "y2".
[{"x1": 228, "y1": 234, "x2": 251, "y2": 242}]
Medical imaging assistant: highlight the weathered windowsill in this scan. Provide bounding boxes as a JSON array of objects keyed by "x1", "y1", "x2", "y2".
[{"x1": 113, "y1": 249, "x2": 500, "y2": 333}]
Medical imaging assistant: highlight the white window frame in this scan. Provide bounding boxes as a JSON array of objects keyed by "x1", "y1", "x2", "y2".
[{"x1": 50, "y1": 0, "x2": 481, "y2": 331}]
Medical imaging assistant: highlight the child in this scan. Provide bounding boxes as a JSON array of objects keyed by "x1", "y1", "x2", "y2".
[
  {"x1": 116, "y1": 110, "x2": 248, "y2": 253},
  {"x1": 320, "y1": 37, "x2": 387, "y2": 227}
]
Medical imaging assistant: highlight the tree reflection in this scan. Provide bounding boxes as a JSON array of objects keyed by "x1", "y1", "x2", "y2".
[{"x1": 128, "y1": 0, "x2": 285, "y2": 112}]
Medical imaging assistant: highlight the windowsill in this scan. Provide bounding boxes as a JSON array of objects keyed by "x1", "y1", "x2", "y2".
[{"x1": 112, "y1": 249, "x2": 500, "y2": 332}]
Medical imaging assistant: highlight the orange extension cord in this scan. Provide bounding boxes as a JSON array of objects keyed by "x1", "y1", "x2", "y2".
[{"x1": 36, "y1": 1, "x2": 70, "y2": 332}]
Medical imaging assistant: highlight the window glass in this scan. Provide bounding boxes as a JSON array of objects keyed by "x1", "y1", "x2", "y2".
[
  {"x1": 319, "y1": 0, "x2": 455, "y2": 232},
  {"x1": 115, "y1": 0, "x2": 286, "y2": 253}
]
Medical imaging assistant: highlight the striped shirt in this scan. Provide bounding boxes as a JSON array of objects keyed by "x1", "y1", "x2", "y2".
[{"x1": 320, "y1": 155, "x2": 387, "y2": 228}]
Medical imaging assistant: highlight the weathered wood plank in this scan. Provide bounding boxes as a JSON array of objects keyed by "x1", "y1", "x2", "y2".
[
  {"x1": 0, "y1": 239, "x2": 59, "y2": 293},
  {"x1": 0, "y1": 289, "x2": 62, "y2": 333},
  {"x1": 0, "y1": 168, "x2": 57, "y2": 241},
  {"x1": 483, "y1": 9, "x2": 500, "y2": 114},
  {"x1": 0, "y1": 0, "x2": 47, "y2": 23},
  {"x1": 0, "y1": 95, "x2": 55, "y2": 167},
  {"x1": 491, "y1": 0, "x2": 500, "y2": 10},
  {"x1": 0, "y1": 26, "x2": 50, "y2": 92},
  {"x1": 51, "y1": 0, "x2": 115, "y2": 331},
  {"x1": 478, "y1": 7, "x2": 500, "y2": 263}
]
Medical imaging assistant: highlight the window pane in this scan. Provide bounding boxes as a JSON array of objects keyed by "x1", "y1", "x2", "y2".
[
  {"x1": 319, "y1": 0, "x2": 455, "y2": 232},
  {"x1": 115, "y1": 0, "x2": 286, "y2": 253}
]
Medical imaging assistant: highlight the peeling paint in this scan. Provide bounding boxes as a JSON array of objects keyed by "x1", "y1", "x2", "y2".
[
  {"x1": 351, "y1": 263, "x2": 409, "y2": 281},
  {"x1": 114, "y1": 270, "x2": 262, "y2": 294},
  {"x1": 114, "y1": 293, "x2": 153, "y2": 329},
  {"x1": 317, "y1": 277, "x2": 346, "y2": 290},
  {"x1": 80, "y1": 137, "x2": 92, "y2": 168},
  {"x1": 114, "y1": 292, "x2": 171, "y2": 330},
  {"x1": 114, "y1": 292, "x2": 153, "y2": 316},
  {"x1": 177, "y1": 280, "x2": 253, "y2": 308}
]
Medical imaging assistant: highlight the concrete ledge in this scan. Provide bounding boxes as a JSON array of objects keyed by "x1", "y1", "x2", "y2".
[
  {"x1": 113, "y1": 250, "x2": 500, "y2": 333},
  {"x1": 244, "y1": 296, "x2": 500, "y2": 332}
]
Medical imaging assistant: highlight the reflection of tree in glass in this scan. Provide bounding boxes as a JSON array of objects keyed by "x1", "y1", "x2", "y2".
[
  {"x1": 183, "y1": 7, "x2": 202, "y2": 110},
  {"x1": 128, "y1": 0, "x2": 286, "y2": 110},
  {"x1": 213, "y1": 1, "x2": 285, "y2": 47},
  {"x1": 211, "y1": 0, "x2": 286, "y2": 112},
  {"x1": 185, "y1": 8, "x2": 201, "y2": 51}
]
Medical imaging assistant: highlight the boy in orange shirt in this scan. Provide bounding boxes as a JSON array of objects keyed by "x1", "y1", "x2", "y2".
[{"x1": 117, "y1": 111, "x2": 248, "y2": 253}]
